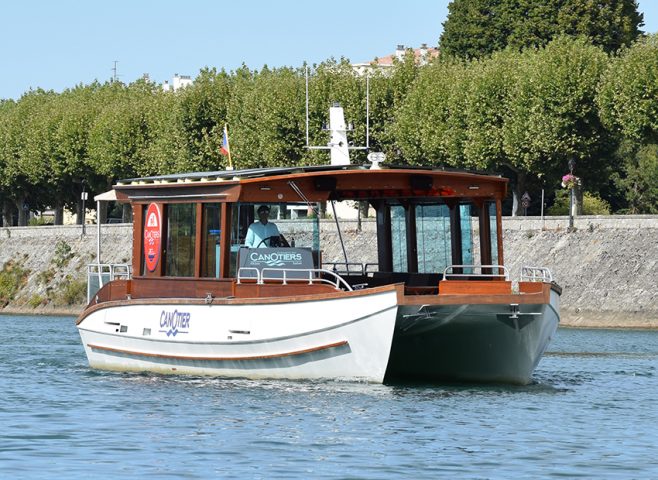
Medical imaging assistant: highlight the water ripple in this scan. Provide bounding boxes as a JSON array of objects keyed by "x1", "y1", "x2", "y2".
[{"x1": 1, "y1": 315, "x2": 657, "y2": 478}]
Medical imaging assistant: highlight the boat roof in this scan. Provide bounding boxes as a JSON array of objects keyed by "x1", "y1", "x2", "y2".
[
  {"x1": 113, "y1": 164, "x2": 508, "y2": 203},
  {"x1": 117, "y1": 164, "x2": 506, "y2": 185}
]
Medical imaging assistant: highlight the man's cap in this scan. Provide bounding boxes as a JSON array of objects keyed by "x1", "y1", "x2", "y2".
[{"x1": 257, "y1": 205, "x2": 270, "y2": 214}]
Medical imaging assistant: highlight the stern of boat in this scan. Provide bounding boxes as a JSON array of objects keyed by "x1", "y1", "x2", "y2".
[{"x1": 384, "y1": 266, "x2": 561, "y2": 385}]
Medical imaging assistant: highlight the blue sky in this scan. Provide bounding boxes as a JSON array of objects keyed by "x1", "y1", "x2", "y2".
[{"x1": 1, "y1": 0, "x2": 656, "y2": 100}]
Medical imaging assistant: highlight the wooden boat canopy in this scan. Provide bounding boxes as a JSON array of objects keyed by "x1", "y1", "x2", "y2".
[
  {"x1": 87, "y1": 164, "x2": 519, "y2": 306},
  {"x1": 114, "y1": 164, "x2": 507, "y2": 204}
]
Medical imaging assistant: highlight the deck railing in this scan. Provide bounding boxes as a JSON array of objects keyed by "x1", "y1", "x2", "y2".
[
  {"x1": 520, "y1": 266, "x2": 553, "y2": 283},
  {"x1": 442, "y1": 265, "x2": 510, "y2": 281},
  {"x1": 237, "y1": 267, "x2": 353, "y2": 291},
  {"x1": 87, "y1": 263, "x2": 132, "y2": 303}
]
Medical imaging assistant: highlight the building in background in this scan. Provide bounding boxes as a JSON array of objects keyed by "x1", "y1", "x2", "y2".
[
  {"x1": 162, "y1": 74, "x2": 193, "y2": 92},
  {"x1": 352, "y1": 44, "x2": 439, "y2": 75}
]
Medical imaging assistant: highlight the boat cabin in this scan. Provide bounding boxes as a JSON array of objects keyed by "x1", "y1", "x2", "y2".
[{"x1": 94, "y1": 165, "x2": 508, "y2": 303}]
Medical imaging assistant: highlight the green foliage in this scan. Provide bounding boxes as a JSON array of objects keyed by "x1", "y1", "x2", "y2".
[
  {"x1": 28, "y1": 216, "x2": 52, "y2": 226},
  {"x1": 392, "y1": 58, "x2": 470, "y2": 166},
  {"x1": 54, "y1": 275, "x2": 87, "y2": 306},
  {"x1": 598, "y1": 35, "x2": 658, "y2": 143},
  {"x1": 440, "y1": 0, "x2": 644, "y2": 59},
  {"x1": 392, "y1": 36, "x2": 612, "y2": 212},
  {"x1": 613, "y1": 143, "x2": 658, "y2": 213},
  {"x1": 0, "y1": 34, "x2": 657, "y2": 219},
  {"x1": 548, "y1": 190, "x2": 612, "y2": 215},
  {"x1": 36, "y1": 267, "x2": 56, "y2": 285},
  {"x1": 0, "y1": 260, "x2": 30, "y2": 306},
  {"x1": 52, "y1": 240, "x2": 73, "y2": 267},
  {"x1": 28, "y1": 294, "x2": 46, "y2": 308}
]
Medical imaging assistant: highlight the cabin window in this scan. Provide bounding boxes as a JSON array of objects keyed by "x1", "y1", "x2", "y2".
[
  {"x1": 416, "y1": 204, "x2": 451, "y2": 273},
  {"x1": 201, "y1": 203, "x2": 222, "y2": 278},
  {"x1": 488, "y1": 202, "x2": 499, "y2": 266},
  {"x1": 390, "y1": 205, "x2": 407, "y2": 272},
  {"x1": 165, "y1": 203, "x2": 196, "y2": 277},
  {"x1": 459, "y1": 203, "x2": 475, "y2": 270},
  {"x1": 229, "y1": 202, "x2": 321, "y2": 277}
]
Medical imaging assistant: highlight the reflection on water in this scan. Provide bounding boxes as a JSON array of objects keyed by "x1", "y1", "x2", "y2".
[{"x1": 0, "y1": 316, "x2": 657, "y2": 479}]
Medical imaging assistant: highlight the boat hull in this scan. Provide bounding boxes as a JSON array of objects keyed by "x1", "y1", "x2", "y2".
[
  {"x1": 77, "y1": 288, "x2": 399, "y2": 383},
  {"x1": 386, "y1": 288, "x2": 560, "y2": 385}
]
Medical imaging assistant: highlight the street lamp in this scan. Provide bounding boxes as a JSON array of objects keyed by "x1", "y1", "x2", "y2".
[
  {"x1": 568, "y1": 159, "x2": 576, "y2": 231},
  {"x1": 81, "y1": 187, "x2": 88, "y2": 237}
]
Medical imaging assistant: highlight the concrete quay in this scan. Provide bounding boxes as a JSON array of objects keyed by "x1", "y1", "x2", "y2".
[{"x1": 1, "y1": 216, "x2": 656, "y2": 328}]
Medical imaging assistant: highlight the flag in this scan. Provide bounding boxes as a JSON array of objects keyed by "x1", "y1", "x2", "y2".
[
  {"x1": 220, "y1": 124, "x2": 233, "y2": 169},
  {"x1": 220, "y1": 124, "x2": 230, "y2": 157}
]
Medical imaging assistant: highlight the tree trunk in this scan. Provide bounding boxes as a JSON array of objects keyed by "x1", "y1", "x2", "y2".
[
  {"x1": 511, "y1": 171, "x2": 527, "y2": 217},
  {"x1": 54, "y1": 201, "x2": 64, "y2": 225},
  {"x1": 16, "y1": 196, "x2": 29, "y2": 226},
  {"x1": 122, "y1": 204, "x2": 133, "y2": 223},
  {"x1": 359, "y1": 201, "x2": 369, "y2": 218},
  {"x1": 75, "y1": 201, "x2": 83, "y2": 225},
  {"x1": 2, "y1": 200, "x2": 14, "y2": 226},
  {"x1": 357, "y1": 205, "x2": 362, "y2": 232}
]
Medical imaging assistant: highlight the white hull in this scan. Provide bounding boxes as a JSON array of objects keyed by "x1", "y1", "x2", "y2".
[
  {"x1": 387, "y1": 289, "x2": 561, "y2": 384},
  {"x1": 77, "y1": 289, "x2": 399, "y2": 383}
]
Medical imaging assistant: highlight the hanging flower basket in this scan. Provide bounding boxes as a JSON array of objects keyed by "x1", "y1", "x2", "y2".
[{"x1": 561, "y1": 173, "x2": 581, "y2": 189}]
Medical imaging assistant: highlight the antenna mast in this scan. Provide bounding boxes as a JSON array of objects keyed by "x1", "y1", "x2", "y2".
[
  {"x1": 305, "y1": 66, "x2": 310, "y2": 147},
  {"x1": 305, "y1": 66, "x2": 371, "y2": 165}
]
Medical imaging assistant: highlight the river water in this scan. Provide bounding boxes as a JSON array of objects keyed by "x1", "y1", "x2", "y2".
[{"x1": 0, "y1": 314, "x2": 656, "y2": 479}]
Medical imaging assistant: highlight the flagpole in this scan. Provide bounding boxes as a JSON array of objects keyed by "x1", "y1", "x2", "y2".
[{"x1": 224, "y1": 124, "x2": 233, "y2": 170}]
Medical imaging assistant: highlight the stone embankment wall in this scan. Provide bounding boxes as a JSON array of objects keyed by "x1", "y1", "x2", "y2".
[{"x1": 1, "y1": 216, "x2": 656, "y2": 328}]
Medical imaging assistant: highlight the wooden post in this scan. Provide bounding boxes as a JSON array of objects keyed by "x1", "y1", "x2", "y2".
[
  {"x1": 194, "y1": 203, "x2": 203, "y2": 278},
  {"x1": 374, "y1": 201, "x2": 392, "y2": 272},
  {"x1": 448, "y1": 202, "x2": 463, "y2": 272},
  {"x1": 219, "y1": 203, "x2": 231, "y2": 278},
  {"x1": 405, "y1": 204, "x2": 418, "y2": 273}
]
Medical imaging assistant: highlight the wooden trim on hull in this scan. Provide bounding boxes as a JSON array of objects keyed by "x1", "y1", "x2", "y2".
[
  {"x1": 77, "y1": 283, "x2": 404, "y2": 325},
  {"x1": 79, "y1": 282, "x2": 559, "y2": 326},
  {"x1": 400, "y1": 282, "x2": 556, "y2": 306},
  {"x1": 87, "y1": 340, "x2": 349, "y2": 362}
]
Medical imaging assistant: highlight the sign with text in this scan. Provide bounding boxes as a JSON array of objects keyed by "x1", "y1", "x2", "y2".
[
  {"x1": 144, "y1": 203, "x2": 162, "y2": 272},
  {"x1": 238, "y1": 247, "x2": 315, "y2": 280}
]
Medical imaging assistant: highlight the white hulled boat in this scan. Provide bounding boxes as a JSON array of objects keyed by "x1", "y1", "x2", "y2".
[{"x1": 78, "y1": 106, "x2": 560, "y2": 384}]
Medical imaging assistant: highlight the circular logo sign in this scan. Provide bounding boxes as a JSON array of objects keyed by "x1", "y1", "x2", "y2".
[{"x1": 143, "y1": 203, "x2": 162, "y2": 272}]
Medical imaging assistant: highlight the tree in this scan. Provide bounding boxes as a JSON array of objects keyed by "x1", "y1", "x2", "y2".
[
  {"x1": 440, "y1": 0, "x2": 644, "y2": 59},
  {"x1": 392, "y1": 37, "x2": 611, "y2": 214},
  {"x1": 611, "y1": 143, "x2": 658, "y2": 213},
  {"x1": 0, "y1": 90, "x2": 58, "y2": 225},
  {"x1": 598, "y1": 34, "x2": 658, "y2": 213},
  {"x1": 501, "y1": 37, "x2": 612, "y2": 213},
  {"x1": 598, "y1": 34, "x2": 658, "y2": 143},
  {"x1": 177, "y1": 68, "x2": 232, "y2": 171},
  {"x1": 391, "y1": 58, "x2": 471, "y2": 167}
]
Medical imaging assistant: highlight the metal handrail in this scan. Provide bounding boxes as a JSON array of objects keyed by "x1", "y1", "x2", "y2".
[
  {"x1": 261, "y1": 268, "x2": 353, "y2": 291},
  {"x1": 442, "y1": 265, "x2": 510, "y2": 281},
  {"x1": 364, "y1": 263, "x2": 379, "y2": 274},
  {"x1": 237, "y1": 267, "x2": 352, "y2": 291},
  {"x1": 322, "y1": 262, "x2": 365, "y2": 275},
  {"x1": 235, "y1": 267, "x2": 260, "y2": 284},
  {"x1": 86, "y1": 263, "x2": 132, "y2": 303},
  {"x1": 520, "y1": 266, "x2": 553, "y2": 283}
]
